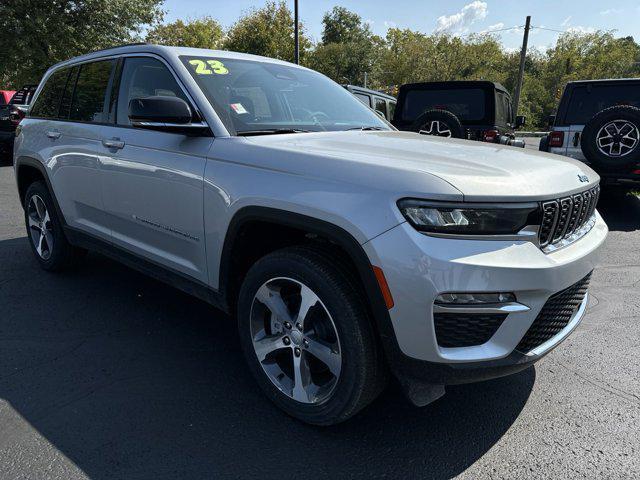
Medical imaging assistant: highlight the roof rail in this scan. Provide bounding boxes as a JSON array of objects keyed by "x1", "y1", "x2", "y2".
[{"x1": 87, "y1": 42, "x2": 150, "y2": 55}]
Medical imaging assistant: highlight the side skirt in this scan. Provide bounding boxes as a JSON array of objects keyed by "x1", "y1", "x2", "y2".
[{"x1": 64, "y1": 226, "x2": 229, "y2": 314}]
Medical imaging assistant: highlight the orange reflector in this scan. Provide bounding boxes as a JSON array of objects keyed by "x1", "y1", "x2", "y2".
[{"x1": 372, "y1": 266, "x2": 394, "y2": 310}]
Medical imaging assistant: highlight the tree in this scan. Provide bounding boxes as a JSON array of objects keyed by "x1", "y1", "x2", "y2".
[
  {"x1": 224, "y1": 1, "x2": 310, "y2": 63},
  {"x1": 146, "y1": 17, "x2": 224, "y2": 49},
  {"x1": 307, "y1": 7, "x2": 381, "y2": 87},
  {"x1": 0, "y1": 0, "x2": 164, "y2": 88}
]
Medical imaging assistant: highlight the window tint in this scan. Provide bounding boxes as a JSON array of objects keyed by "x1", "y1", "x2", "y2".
[
  {"x1": 495, "y1": 92, "x2": 513, "y2": 124},
  {"x1": 59, "y1": 66, "x2": 79, "y2": 120},
  {"x1": 117, "y1": 57, "x2": 188, "y2": 125},
  {"x1": 69, "y1": 60, "x2": 114, "y2": 122},
  {"x1": 402, "y1": 88, "x2": 486, "y2": 122},
  {"x1": 30, "y1": 69, "x2": 70, "y2": 119},
  {"x1": 565, "y1": 84, "x2": 640, "y2": 124},
  {"x1": 353, "y1": 92, "x2": 371, "y2": 107}
]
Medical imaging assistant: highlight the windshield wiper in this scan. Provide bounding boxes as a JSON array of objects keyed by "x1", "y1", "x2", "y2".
[
  {"x1": 236, "y1": 128, "x2": 311, "y2": 136},
  {"x1": 346, "y1": 126, "x2": 385, "y2": 131}
]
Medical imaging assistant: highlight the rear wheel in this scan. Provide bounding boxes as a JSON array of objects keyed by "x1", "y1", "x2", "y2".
[
  {"x1": 24, "y1": 181, "x2": 84, "y2": 271},
  {"x1": 237, "y1": 246, "x2": 386, "y2": 425}
]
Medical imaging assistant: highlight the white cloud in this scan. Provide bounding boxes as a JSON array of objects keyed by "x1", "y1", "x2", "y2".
[
  {"x1": 384, "y1": 20, "x2": 397, "y2": 29},
  {"x1": 560, "y1": 16, "x2": 572, "y2": 27},
  {"x1": 434, "y1": 1, "x2": 488, "y2": 35},
  {"x1": 600, "y1": 8, "x2": 622, "y2": 15},
  {"x1": 567, "y1": 25, "x2": 596, "y2": 34},
  {"x1": 481, "y1": 22, "x2": 504, "y2": 33}
]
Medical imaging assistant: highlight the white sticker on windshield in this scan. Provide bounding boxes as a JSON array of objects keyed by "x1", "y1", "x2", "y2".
[{"x1": 230, "y1": 103, "x2": 248, "y2": 114}]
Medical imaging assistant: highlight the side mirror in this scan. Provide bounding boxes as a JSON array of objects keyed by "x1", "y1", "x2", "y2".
[
  {"x1": 547, "y1": 114, "x2": 556, "y2": 129},
  {"x1": 515, "y1": 115, "x2": 526, "y2": 129},
  {"x1": 128, "y1": 96, "x2": 209, "y2": 135},
  {"x1": 375, "y1": 110, "x2": 386, "y2": 119}
]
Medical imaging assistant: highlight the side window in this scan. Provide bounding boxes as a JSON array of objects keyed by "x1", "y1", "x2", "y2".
[
  {"x1": 388, "y1": 100, "x2": 396, "y2": 119},
  {"x1": 374, "y1": 97, "x2": 387, "y2": 117},
  {"x1": 69, "y1": 60, "x2": 115, "y2": 123},
  {"x1": 30, "y1": 69, "x2": 70, "y2": 119},
  {"x1": 59, "y1": 66, "x2": 80, "y2": 120},
  {"x1": 117, "y1": 57, "x2": 189, "y2": 126},
  {"x1": 353, "y1": 92, "x2": 371, "y2": 107}
]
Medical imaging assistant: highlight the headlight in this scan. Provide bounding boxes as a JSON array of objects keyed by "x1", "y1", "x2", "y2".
[{"x1": 397, "y1": 199, "x2": 540, "y2": 235}]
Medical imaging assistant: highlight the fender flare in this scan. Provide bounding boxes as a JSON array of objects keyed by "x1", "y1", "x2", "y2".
[
  {"x1": 219, "y1": 206, "x2": 399, "y2": 355},
  {"x1": 14, "y1": 156, "x2": 67, "y2": 226}
]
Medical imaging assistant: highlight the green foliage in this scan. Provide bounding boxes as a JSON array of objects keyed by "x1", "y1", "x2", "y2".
[
  {"x1": 306, "y1": 6, "x2": 380, "y2": 86},
  {"x1": 0, "y1": 0, "x2": 164, "y2": 88},
  {"x1": 146, "y1": 17, "x2": 224, "y2": 49},
  {"x1": 224, "y1": 1, "x2": 310, "y2": 63}
]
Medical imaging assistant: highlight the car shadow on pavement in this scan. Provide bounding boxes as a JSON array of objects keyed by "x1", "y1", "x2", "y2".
[
  {"x1": 0, "y1": 236, "x2": 534, "y2": 480},
  {"x1": 597, "y1": 191, "x2": 640, "y2": 232}
]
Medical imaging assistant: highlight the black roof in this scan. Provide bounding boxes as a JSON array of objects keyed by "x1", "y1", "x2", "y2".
[
  {"x1": 566, "y1": 78, "x2": 640, "y2": 85},
  {"x1": 399, "y1": 80, "x2": 509, "y2": 93}
]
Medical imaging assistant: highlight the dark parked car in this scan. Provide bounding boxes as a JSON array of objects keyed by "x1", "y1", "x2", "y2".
[
  {"x1": 0, "y1": 84, "x2": 38, "y2": 159},
  {"x1": 343, "y1": 85, "x2": 396, "y2": 122},
  {"x1": 392, "y1": 81, "x2": 526, "y2": 147},
  {"x1": 540, "y1": 78, "x2": 640, "y2": 191}
]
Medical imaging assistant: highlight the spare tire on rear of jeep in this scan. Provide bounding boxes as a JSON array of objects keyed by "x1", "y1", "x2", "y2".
[
  {"x1": 580, "y1": 105, "x2": 640, "y2": 171},
  {"x1": 412, "y1": 109, "x2": 465, "y2": 139}
]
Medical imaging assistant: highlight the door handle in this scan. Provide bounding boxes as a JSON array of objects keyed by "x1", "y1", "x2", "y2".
[
  {"x1": 46, "y1": 131, "x2": 61, "y2": 139},
  {"x1": 102, "y1": 138, "x2": 125, "y2": 149}
]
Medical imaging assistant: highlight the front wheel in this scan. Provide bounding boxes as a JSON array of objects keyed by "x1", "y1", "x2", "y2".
[{"x1": 237, "y1": 246, "x2": 386, "y2": 425}]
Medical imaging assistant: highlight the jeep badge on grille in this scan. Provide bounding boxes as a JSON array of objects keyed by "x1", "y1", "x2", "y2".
[{"x1": 578, "y1": 174, "x2": 589, "y2": 183}]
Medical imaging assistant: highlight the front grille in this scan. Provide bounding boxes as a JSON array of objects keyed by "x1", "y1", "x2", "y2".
[
  {"x1": 539, "y1": 186, "x2": 600, "y2": 248},
  {"x1": 516, "y1": 273, "x2": 591, "y2": 353},
  {"x1": 434, "y1": 313, "x2": 507, "y2": 348}
]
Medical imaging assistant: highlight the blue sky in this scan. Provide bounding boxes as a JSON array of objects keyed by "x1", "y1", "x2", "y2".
[{"x1": 162, "y1": 0, "x2": 640, "y2": 51}]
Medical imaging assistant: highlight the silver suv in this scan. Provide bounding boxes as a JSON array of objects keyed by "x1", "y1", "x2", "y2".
[{"x1": 14, "y1": 45, "x2": 608, "y2": 425}]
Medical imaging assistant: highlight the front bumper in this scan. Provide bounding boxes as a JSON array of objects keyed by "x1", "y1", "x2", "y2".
[{"x1": 364, "y1": 210, "x2": 607, "y2": 384}]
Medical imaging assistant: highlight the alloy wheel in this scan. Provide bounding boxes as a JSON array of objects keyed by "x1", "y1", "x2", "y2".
[
  {"x1": 27, "y1": 194, "x2": 54, "y2": 260},
  {"x1": 419, "y1": 120, "x2": 452, "y2": 138},
  {"x1": 249, "y1": 277, "x2": 342, "y2": 404},
  {"x1": 596, "y1": 120, "x2": 639, "y2": 157}
]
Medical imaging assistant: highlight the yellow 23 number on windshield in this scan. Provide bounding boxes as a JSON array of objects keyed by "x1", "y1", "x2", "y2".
[{"x1": 189, "y1": 59, "x2": 229, "y2": 75}]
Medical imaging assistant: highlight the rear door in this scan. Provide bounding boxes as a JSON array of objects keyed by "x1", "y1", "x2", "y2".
[
  {"x1": 28, "y1": 61, "x2": 115, "y2": 239},
  {"x1": 98, "y1": 55, "x2": 212, "y2": 283},
  {"x1": 562, "y1": 83, "x2": 640, "y2": 161}
]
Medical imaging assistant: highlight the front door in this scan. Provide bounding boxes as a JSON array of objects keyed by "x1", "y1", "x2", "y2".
[{"x1": 99, "y1": 56, "x2": 213, "y2": 283}]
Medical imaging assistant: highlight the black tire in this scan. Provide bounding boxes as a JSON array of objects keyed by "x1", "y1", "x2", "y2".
[
  {"x1": 237, "y1": 246, "x2": 386, "y2": 425},
  {"x1": 24, "y1": 181, "x2": 84, "y2": 271},
  {"x1": 413, "y1": 109, "x2": 465, "y2": 139},
  {"x1": 580, "y1": 105, "x2": 640, "y2": 171},
  {"x1": 539, "y1": 134, "x2": 550, "y2": 152}
]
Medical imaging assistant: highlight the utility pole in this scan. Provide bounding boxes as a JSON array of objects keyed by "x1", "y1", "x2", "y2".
[
  {"x1": 364, "y1": 72, "x2": 368, "y2": 88},
  {"x1": 512, "y1": 15, "x2": 531, "y2": 117},
  {"x1": 294, "y1": 0, "x2": 299, "y2": 64}
]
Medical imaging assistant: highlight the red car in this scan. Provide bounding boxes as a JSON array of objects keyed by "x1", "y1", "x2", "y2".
[
  {"x1": 0, "y1": 85, "x2": 37, "y2": 159},
  {"x1": 0, "y1": 90, "x2": 16, "y2": 104}
]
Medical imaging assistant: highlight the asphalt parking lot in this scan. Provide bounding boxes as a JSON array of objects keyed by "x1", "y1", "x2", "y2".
[{"x1": 0, "y1": 160, "x2": 639, "y2": 479}]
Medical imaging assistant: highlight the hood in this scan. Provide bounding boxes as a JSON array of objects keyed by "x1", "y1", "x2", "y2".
[{"x1": 244, "y1": 130, "x2": 599, "y2": 202}]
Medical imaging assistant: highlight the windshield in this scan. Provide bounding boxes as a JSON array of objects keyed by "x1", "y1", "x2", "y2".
[
  {"x1": 402, "y1": 88, "x2": 486, "y2": 122},
  {"x1": 180, "y1": 56, "x2": 390, "y2": 135}
]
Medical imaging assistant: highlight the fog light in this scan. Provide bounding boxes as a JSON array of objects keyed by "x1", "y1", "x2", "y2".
[{"x1": 435, "y1": 292, "x2": 516, "y2": 305}]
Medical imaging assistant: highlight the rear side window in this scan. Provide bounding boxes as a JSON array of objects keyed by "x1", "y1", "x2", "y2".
[
  {"x1": 353, "y1": 92, "x2": 371, "y2": 107},
  {"x1": 402, "y1": 88, "x2": 486, "y2": 122},
  {"x1": 30, "y1": 69, "x2": 70, "y2": 119},
  {"x1": 374, "y1": 97, "x2": 387, "y2": 117},
  {"x1": 69, "y1": 60, "x2": 115, "y2": 122},
  {"x1": 388, "y1": 100, "x2": 396, "y2": 119},
  {"x1": 59, "y1": 66, "x2": 80, "y2": 119},
  {"x1": 495, "y1": 92, "x2": 513, "y2": 125},
  {"x1": 564, "y1": 84, "x2": 640, "y2": 125},
  {"x1": 116, "y1": 57, "x2": 188, "y2": 126}
]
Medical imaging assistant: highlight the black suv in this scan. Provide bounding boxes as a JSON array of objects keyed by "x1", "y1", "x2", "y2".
[
  {"x1": 392, "y1": 81, "x2": 526, "y2": 147},
  {"x1": 0, "y1": 84, "x2": 38, "y2": 160},
  {"x1": 540, "y1": 79, "x2": 640, "y2": 190}
]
